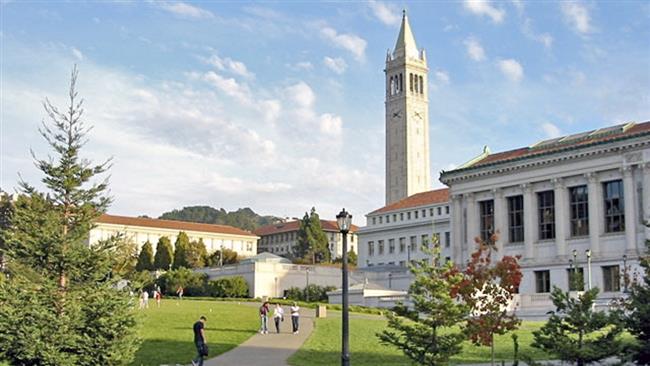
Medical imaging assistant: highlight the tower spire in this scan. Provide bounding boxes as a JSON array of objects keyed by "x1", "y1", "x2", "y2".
[{"x1": 393, "y1": 9, "x2": 418, "y2": 59}]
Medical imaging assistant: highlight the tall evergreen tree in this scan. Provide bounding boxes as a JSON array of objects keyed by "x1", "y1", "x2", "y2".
[
  {"x1": 0, "y1": 192, "x2": 13, "y2": 271},
  {"x1": 154, "y1": 236, "x2": 173, "y2": 270},
  {"x1": 186, "y1": 239, "x2": 207, "y2": 268},
  {"x1": 135, "y1": 241, "x2": 154, "y2": 271},
  {"x1": 0, "y1": 67, "x2": 139, "y2": 365},
  {"x1": 293, "y1": 208, "x2": 330, "y2": 263},
  {"x1": 172, "y1": 231, "x2": 190, "y2": 269},
  {"x1": 293, "y1": 212, "x2": 311, "y2": 259}
]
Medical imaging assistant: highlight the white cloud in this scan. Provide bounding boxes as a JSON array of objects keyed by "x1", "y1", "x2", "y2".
[
  {"x1": 323, "y1": 56, "x2": 347, "y2": 74},
  {"x1": 368, "y1": 0, "x2": 400, "y2": 26},
  {"x1": 464, "y1": 37, "x2": 486, "y2": 61},
  {"x1": 319, "y1": 113, "x2": 342, "y2": 135},
  {"x1": 320, "y1": 27, "x2": 367, "y2": 62},
  {"x1": 497, "y1": 59, "x2": 524, "y2": 82},
  {"x1": 285, "y1": 82, "x2": 315, "y2": 108},
  {"x1": 159, "y1": 2, "x2": 214, "y2": 19},
  {"x1": 434, "y1": 70, "x2": 450, "y2": 85},
  {"x1": 561, "y1": 2, "x2": 593, "y2": 34},
  {"x1": 463, "y1": 0, "x2": 505, "y2": 24},
  {"x1": 71, "y1": 47, "x2": 84, "y2": 61},
  {"x1": 203, "y1": 71, "x2": 252, "y2": 105},
  {"x1": 541, "y1": 122, "x2": 561, "y2": 138},
  {"x1": 293, "y1": 61, "x2": 313, "y2": 70},
  {"x1": 510, "y1": 0, "x2": 524, "y2": 14},
  {"x1": 205, "y1": 54, "x2": 254, "y2": 79},
  {"x1": 522, "y1": 18, "x2": 553, "y2": 49}
]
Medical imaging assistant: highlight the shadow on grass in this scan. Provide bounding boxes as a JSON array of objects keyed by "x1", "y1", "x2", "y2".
[
  {"x1": 167, "y1": 327, "x2": 254, "y2": 333},
  {"x1": 131, "y1": 339, "x2": 241, "y2": 366},
  {"x1": 288, "y1": 349, "x2": 410, "y2": 366}
]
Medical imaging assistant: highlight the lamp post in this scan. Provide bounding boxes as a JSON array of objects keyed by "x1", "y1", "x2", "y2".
[
  {"x1": 572, "y1": 249, "x2": 578, "y2": 291},
  {"x1": 623, "y1": 254, "x2": 628, "y2": 293},
  {"x1": 388, "y1": 272, "x2": 392, "y2": 289},
  {"x1": 336, "y1": 208, "x2": 352, "y2": 366},
  {"x1": 305, "y1": 267, "x2": 311, "y2": 302},
  {"x1": 585, "y1": 249, "x2": 592, "y2": 290}
]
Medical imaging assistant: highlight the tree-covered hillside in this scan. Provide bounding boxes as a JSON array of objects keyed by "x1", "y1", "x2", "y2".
[{"x1": 159, "y1": 206, "x2": 282, "y2": 232}]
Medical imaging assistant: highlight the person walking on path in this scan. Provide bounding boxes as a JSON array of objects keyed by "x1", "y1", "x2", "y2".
[
  {"x1": 259, "y1": 301, "x2": 270, "y2": 334},
  {"x1": 273, "y1": 303, "x2": 284, "y2": 334},
  {"x1": 191, "y1": 316, "x2": 208, "y2": 366},
  {"x1": 290, "y1": 302, "x2": 300, "y2": 334}
]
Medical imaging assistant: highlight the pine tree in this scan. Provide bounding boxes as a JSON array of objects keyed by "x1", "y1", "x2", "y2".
[
  {"x1": 0, "y1": 192, "x2": 13, "y2": 271},
  {"x1": 293, "y1": 208, "x2": 331, "y2": 263},
  {"x1": 378, "y1": 244, "x2": 469, "y2": 365},
  {"x1": 136, "y1": 241, "x2": 154, "y2": 271},
  {"x1": 532, "y1": 286, "x2": 624, "y2": 366},
  {"x1": 293, "y1": 212, "x2": 311, "y2": 259},
  {"x1": 154, "y1": 236, "x2": 173, "y2": 270},
  {"x1": 625, "y1": 239, "x2": 650, "y2": 364},
  {"x1": 173, "y1": 231, "x2": 190, "y2": 269},
  {"x1": 186, "y1": 239, "x2": 207, "y2": 268},
  {"x1": 0, "y1": 67, "x2": 139, "y2": 365}
]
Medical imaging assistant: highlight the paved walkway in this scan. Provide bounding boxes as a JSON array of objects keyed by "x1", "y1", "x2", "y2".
[{"x1": 203, "y1": 306, "x2": 315, "y2": 366}]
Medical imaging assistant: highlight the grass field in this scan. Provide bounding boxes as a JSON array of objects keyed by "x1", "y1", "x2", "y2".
[
  {"x1": 131, "y1": 299, "x2": 258, "y2": 366},
  {"x1": 288, "y1": 317, "x2": 551, "y2": 366}
]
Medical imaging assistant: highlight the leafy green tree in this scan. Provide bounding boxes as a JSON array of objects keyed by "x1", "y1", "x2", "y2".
[
  {"x1": 135, "y1": 241, "x2": 154, "y2": 272},
  {"x1": 156, "y1": 268, "x2": 207, "y2": 296},
  {"x1": 111, "y1": 235, "x2": 139, "y2": 278},
  {"x1": 154, "y1": 236, "x2": 173, "y2": 270},
  {"x1": 172, "y1": 231, "x2": 190, "y2": 269},
  {"x1": 206, "y1": 276, "x2": 249, "y2": 298},
  {"x1": 334, "y1": 250, "x2": 358, "y2": 266},
  {"x1": 294, "y1": 208, "x2": 330, "y2": 263},
  {"x1": 624, "y1": 239, "x2": 650, "y2": 364},
  {"x1": 159, "y1": 206, "x2": 282, "y2": 231},
  {"x1": 187, "y1": 238, "x2": 207, "y2": 268},
  {"x1": 206, "y1": 247, "x2": 239, "y2": 266},
  {"x1": 0, "y1": 67, "x2": 139, "y2": 365},
  {"x1": 531, "y1": 287, "x2": 624, "y2": 366},
  {"x1": 378, "y1": 245, "x2": 469, "y2": 365}
]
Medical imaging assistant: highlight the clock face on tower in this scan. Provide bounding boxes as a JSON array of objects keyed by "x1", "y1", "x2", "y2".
[{"x1": 390, "y1": 108, "x2": 402, "y2": 120}]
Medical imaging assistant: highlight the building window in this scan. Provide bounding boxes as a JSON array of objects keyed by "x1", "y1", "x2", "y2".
[
  {"x1": 419, "y1": 75, "x2": 424, "y2": 93},
  {"x1": 446, "y1": 206, "x2": 449, "y2": 214},
  {"x1": 479, "y1": 200, "x2": 495, "y2": 241},
  {"x1": 407, "y1": 212, "x2": 411, "y2": 220},
  {"x1": 400, "y1": 212, "x2": 404, "y2": 221},
  {"x1": 437, "y1": 207, "x2": 442, "y2": 215},
  {"x1": 386, "y1": 215, "x2": 390, "y2": 223},
  {"x1": 602, "y1": 265, "x2": 621, "y2": 292},
  {"x1": 445, "y1": 231, "x2": 451, "y2": 248},
  {"x1": 430, "y1": 208, "x2": 434, "y2": 216},
  {"x1": 399, "y1": 260, "x2": 406, "y2": 267},
  {"x1": 372, "y1": 217, "x2": 376, "y2": 225},
  {"x1": 393, "y1": 214, "x2": 397, "y2": 222},
  {"x1": 389, "y1": 239, "x2": 395, "y2": 254},
  {"x1": 569, "y1": 185, "x2": 589, "y2": 237},
  {"x1": 422, "y1": 209, "x2": 426, "y2": 217},
  {"x1": 415, "y1": 211, "x2": 419, "y2": 219},
  {"x1": 410, "y1": 236, "x2": 417, "y2": 252},
  {"x1": 508, "y1": 195, "x2": 524, "y2": 243},
  {"x1": 368, "y1": 241, "x2": 374, "y2": 256},
  {"x1": 567, "y1": 268, "x2": 585, "y2": 291},
  {"x1": 409, "y1": 73, "x2": 413, "y2": 91},
  {"x1": 603, "y1": 180, "x2": 625, "y2": 233},
  {"x1": 535, "y1": 270, "x2": 551, "y2": 293},
  {"x1": 378, "y1": 240, "x2": 384, "y2": 255},
  {"x1": 538, "y1": 190, "x2": 555, "y2": 240},
  {"x1": 379, "y1": 216, "x2": 383, "y2": 224}
]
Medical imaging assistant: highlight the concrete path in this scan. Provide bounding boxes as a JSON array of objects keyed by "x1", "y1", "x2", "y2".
[{"x1": 203, "y1": 307, "x2": 315, "y2": 366}]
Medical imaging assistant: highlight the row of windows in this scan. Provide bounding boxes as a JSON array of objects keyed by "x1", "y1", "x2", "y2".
[
  {"x1": 477, "y1": 180, "x2": 626, "y2": 244},
  {"x1": 367, "y1": 256, "x2": 452, "y2": 267},
  {"x1": 388, "y1": 73, "x2": 425, "y2": 96},
  {"x1": 534, "y1": 265, "x2": 621, "y2": 293},
  {"x1": 261, "y1": 232, "x2": 354, "y2": 244},
  {"x1": 372, "y1": 205, "x2": 449, "y2": 225},
  {"x1": 367, "y1": 231, "x2": 450, "y2": 256}
]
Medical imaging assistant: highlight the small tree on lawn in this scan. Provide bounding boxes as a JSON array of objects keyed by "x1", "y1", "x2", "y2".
[
  {"x1": 153, "y1": 236, "x2": 173, "y2": 270},
  {"x1": 531, "y1": 286, "x2": 624, "y2": 366},
  {"x1": 378, "y1": 244, "x2": 469, "y2": 365},
  {"x1": 624, "y1": 238, "x2": 650, "y2": 364},
  {"x1": 135, "y1": 241, "x2": 154, "y2": 272},
  {"x1": 186, "y1": 238, "x2": 207, "y2": 268},
  {"x1": 172, "y1": 231, "x2": 190, "y2": 269},
  {"x1": 459, "y1": 234, "x2": 522, "y2": 366}
]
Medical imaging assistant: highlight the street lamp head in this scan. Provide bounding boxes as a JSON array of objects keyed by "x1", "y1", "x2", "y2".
[
  {"x1": 585, "y1": 249, "x2": 591, "y2": 258},
  {"x1": 337, "y1": 208, "x2": 353, "y2": 233},
  {"x1": 572, "y1": 249, "x2": 578, "y2": 258},
  {"x1": 623, "y1": 254, "x2": 627, "y2": 261}
]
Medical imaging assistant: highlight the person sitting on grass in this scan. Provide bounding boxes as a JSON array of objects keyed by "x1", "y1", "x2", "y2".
[{"x1": 191, "y1": 316, "x2": 208, "y2": 366}]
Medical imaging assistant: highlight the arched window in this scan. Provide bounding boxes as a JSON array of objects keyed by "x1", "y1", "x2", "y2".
[
  {"x1": 388, "y1": 76, "x2": 392, "y2": 95},
  {"x1": 419, "y1": 75, "x2": 424, "y2": 94},
  {"x1": 409, "y1": 73, "x2": 413, "y2": 91},
  {"x1": 414, "y1": 75, "x2": 418, "y2": 94},
  {"x1": 399, "y1": 73, "x2": 403, "y2": 93},
  {"x1": 390, "y1": 76, "x2": 395, "y2": 95}
]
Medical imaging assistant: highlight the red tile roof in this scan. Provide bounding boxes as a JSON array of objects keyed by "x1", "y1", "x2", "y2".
[
  {"x1": 370, "y1": 188, "x2": 450, "y2": 214},
  {"x1": 254, "y1": 219, "x2": 359, "y2": 236},
  {"x1": 96, "y1": 214, "x2": 256, "y2": 237},
  {"x1": 468, "y1": 121, "x2": 650, "y2": 169}
]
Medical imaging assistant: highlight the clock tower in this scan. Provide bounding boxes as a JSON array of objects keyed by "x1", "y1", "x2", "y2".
[{"x1": 385, "y1": 11, "x2": 430, "y2": 205}]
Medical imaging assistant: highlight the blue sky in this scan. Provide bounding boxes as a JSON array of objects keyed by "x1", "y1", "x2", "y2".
[{"x1": 1, "y1": 1, "x2": 649, "y2": 224}]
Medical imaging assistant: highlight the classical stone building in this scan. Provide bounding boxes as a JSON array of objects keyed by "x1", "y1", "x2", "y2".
[
  {"x1": 254, "y1": 219, "x2": 358, "y2": 260},
  {"x1": 89, "y1": 214, "x2": 259, "y2": 257}
]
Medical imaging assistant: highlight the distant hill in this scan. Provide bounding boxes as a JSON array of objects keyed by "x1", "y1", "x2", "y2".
[{"x1": 158, "y1": 206, "x2": 283, "y2": 232}]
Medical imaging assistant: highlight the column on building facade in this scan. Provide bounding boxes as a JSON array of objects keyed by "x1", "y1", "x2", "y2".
[
  {"x1": 553, "y1": 178, "x2": 568, "y2": 257},
  {"x1": 492, "y1": 188, "x2": 506, "y2": 255},
  {"x1": 465, "y1": 193, "x2": 477, "y2": 260},
  {"x1": 451, "y1": 194, "x2": 463, "y2": 264},
  {"x1": 642, "y1": 163, "x2": 650, "y2": 242},
  {"x1": 522, "y1": 184, "x2": 534, "y2": 259},
  {"x1": 623, "y1": 166, "x2": 638, "y2": 253},
  {"x1": 586, "y1": 172, "x2": 601, "y2": 255}
]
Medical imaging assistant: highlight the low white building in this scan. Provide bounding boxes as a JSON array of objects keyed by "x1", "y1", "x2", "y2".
[
  {"x1": 255, "y1": 219, "x2": 359, "y2": 260},
  {"x1": 89, "y1": 214, "x2": 259, "y2": 257}
]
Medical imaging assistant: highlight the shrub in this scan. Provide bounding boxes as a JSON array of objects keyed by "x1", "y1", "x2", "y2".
[
  {"x1": 206, "y1": 276, "x2": 249, "y2": 298},
  {"x1": 156, "y1": 268, "x2": 208, "y2": 296},
  {"x1": 285, "y1": 284, "x2": 335, "y2": 302}
]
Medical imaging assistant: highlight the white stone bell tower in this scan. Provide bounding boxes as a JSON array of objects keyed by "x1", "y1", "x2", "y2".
[{"x1": 385, "y1": 10, "x2": 431, "y2": 205}]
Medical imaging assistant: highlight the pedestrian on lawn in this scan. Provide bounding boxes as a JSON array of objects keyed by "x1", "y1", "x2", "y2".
[
  {"x1": 273, "y1": 303, "x2": 284, "y2": 334},
  {"x1": 259, "y1": 301, "x2": 270, "y2": 334},
  {"x1": 191, "y1": 316, "x2": 208, "y2": 366},
  {"x1": 290, "y1": 302, "x2": 300, "y2": 334},
  {"x1": 142, "y1": 290, "x2": 149, "y2": 309},
  {"x1": 176, "y1": 286, "x2": 184, "y2": 300},
  {"x1": 154, "y1": 290, "x2": 161, "y2": 307}
]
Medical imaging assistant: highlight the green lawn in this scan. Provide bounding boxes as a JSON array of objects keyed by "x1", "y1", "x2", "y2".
[
  {"x1": 288, "y1": 317, "x2": 551, "y2": 366},
  {"x1": 131, "y1": 299, "x2": 258, "y2": 366}
]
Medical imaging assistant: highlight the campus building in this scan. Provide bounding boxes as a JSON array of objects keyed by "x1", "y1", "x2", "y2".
[
  {"x1": 89, "y1": 214, "x2": 259, "y2": 257},
  {"x1": 254, "y1": 219, "x2": 359, "y2": 260}
]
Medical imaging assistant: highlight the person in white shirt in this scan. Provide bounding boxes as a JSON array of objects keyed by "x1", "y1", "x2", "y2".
[
  {"x1": 290, "y1": 302, "x2": 300, "y2": 334},
  {"x1": 272, "y1": 303, "x2": 284, "y2": 334}
]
